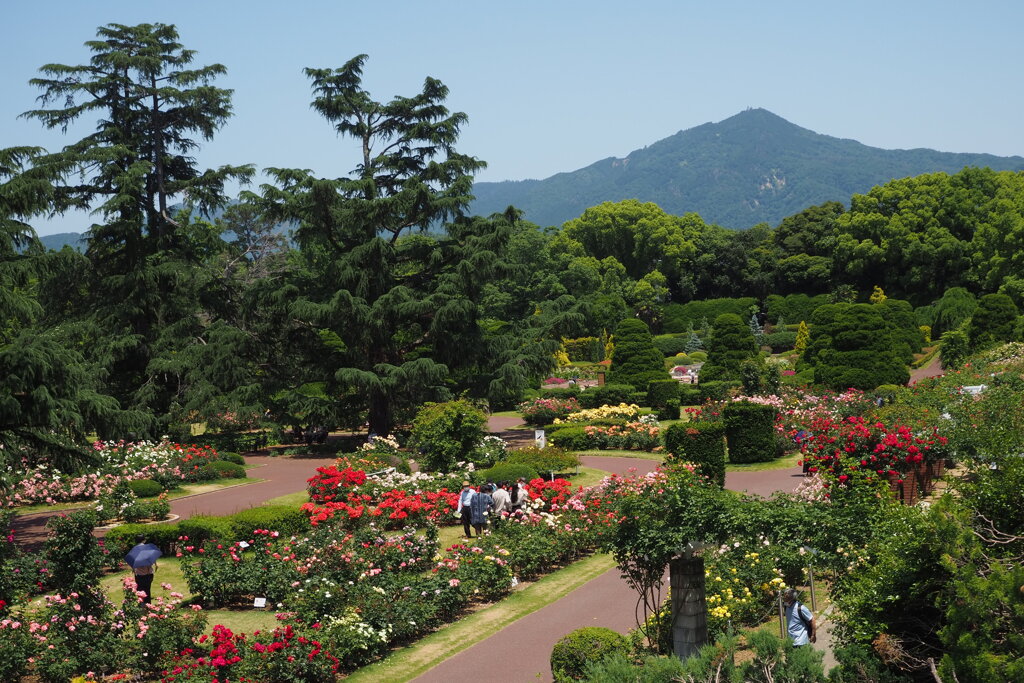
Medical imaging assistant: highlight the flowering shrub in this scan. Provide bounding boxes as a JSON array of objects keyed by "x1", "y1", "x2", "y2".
[
  {"x1": 581, "y1": 421, "x2": 661, "y2": 451},
  {"x1": 703, "y1": 541, "x2": 786, "y2": 636},
  {"x1": 517, "y1": 397, "x2": 581, "y2": 426},
  {"x1": 306, "y1": 466, "x2": 368, "y2": 503},
  {"x1": 553, "y1": 402, "x2": 642, "y2": 424}
]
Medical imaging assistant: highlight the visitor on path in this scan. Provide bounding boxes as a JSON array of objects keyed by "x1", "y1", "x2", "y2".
[
  {"x1": 470, "y1": 484, "x2": 494, "y2": 536},
  {"x1": 782, "y1": 588, "x2": 816, "y2": 647},
  {"x1": 124, "y1": 534, "x2": 162, "y2": 605},
  {"x1": 491, "y1": 481, "x2": 512, "y2": 522},
  {"x1": 510, "y1": 477, "x2": 530, "y2": 514},
  {"x1": 457, "y1": 481, "x2": 476, "y2": 538}
]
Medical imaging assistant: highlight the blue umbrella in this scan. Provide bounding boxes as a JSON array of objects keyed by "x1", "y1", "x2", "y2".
[{"x1": 124, "y1": 543, "x2": 162, "y2": 569}]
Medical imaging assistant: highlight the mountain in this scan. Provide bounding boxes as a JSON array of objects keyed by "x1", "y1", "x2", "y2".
[
  {"x1": 39, "y1": 232, "x2": 87, "y2": 251},
  {"x1": 469, "y1": 108, "x2": 1024, "y2": 229}
]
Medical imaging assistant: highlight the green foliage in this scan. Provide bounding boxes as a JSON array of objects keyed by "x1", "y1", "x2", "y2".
[
  {"x1": 657, "y1": 399, "x2": 680, "y2": 420},
  {"x1": 503, "y1": 446, "x2": 580, "y2": 474},
  {"x1": 764, "y1": 331, "x2": 798, "y2": 352},
  {"x1": 202, "y1": 460, "x2": 247, "y2": 479},
  {"x1": 477, "y1": 462, "x2": 539, "y2": 485},
  {"x1": 177, "y1": 515, "x2": 235, "y2": 543},
  {"x1": 646, "y1": 380, "x2": 680, "y2": 408},
  {"x1": 664, "y1": 298, "x2": 759, "y2": 334},
  {"x1": 766, "y1": 293, "x2": 830, "y2": 325},
  {"x1": 607, "y1": 318, "x2": 670, "y2": 389},
  {"x1": 218, "y1": 451, "x2": 247, "y2": 465},
  {"x1": 664, "y1": 421, "x2": 726, "y2": 486},
  {"x1": 679, "y1": 386, "x2": 703, "y2": 406},
  {"x1": 724, "y1": 402, "x2": 778, "y2": 464},
  {"x1": 548, "y1": 426, "x2": 591, "y2": 450},
  {"x1": 652, "y1": 334, "x2": 689, "y2": 356},
  {"x1": 44, "y1": 509, "x2": 103, "y2": 598},
  {"x1": 700, "y1": 313, "x2": 758, "y2": 382},
  {"x1": 698, "y1": 380, "x2": 741, "y2": 402},
  {"x1": 410, "y1": 400, "x2": 488, "y2": 472},
  {"x1": 577, "y1": 383, "x2": 636, "y2": 409},
  {"x1": 807, "y1": 303, "x2": 910, "y2": 390},
  {"x1": 104, "y1": 523, "x2": 182, "y2": 558},
  {"x1": 968, "y1": 293, "x2": 1019, "y2": 351},
  {"x1": 229, "y1": 505, "x2": 309, "y2": 538},
  {"x1": 876, "y1": 298, "x2": 923, "y2": 362},
  {"x1": 930, "y1": 287, "x2": 977, "y2": 336},
  {"x1": 828, "y1": 644, "x2": 912, "y2": 682},
  {"x1": 562, "y1": 337, "x2": 604, "y2": 363},
  {"x1": 581, "y1": 653, "x2": 685, "y2": 683},
  {"x1": 550, "y1": 626, "x2": 629, "y2": 682},
  {"x1": 126, "y1": 478, "x2": 164, "y2": 498},
  {"x1": 940, "y1": 327, "x2": 970, "y2": 369}
]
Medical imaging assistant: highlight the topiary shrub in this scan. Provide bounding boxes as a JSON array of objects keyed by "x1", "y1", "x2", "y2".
[
  {"x1": 723, "y1": 401, "x2": 778, "y2": 464},
  {"x1": 664, "y1": 422, "x2": 726, "y2": 486},
  {"x1": 679, "y1": 387, "x2": 702, "y2": 406},
  {"x1": 652, "y1": 334, "x2": 689, "y2": 357},
  {"x1": 657, "y1": 399, "x2": 680, "y2": 421},
  {"x1": 550, "y1": 626, "x2": 629, "y2": 682},
  {"x1": 104, "y1": 522, "x2": 182, "y2": 559},
  {"x1": 548, "y1": 426, "x2": 591, "y2": 451},
  {"x1": 127, "y1": 479, "x2": 164, "y2": 498},
  {"x1": 202, "y1": 460, "x2": 247, "y2": 479},
  {"x1": 697, "y1": 380, "x2": 740, "y2": 403},
  {"x1": 229, "y1": 505, "x2": 308, "y2": 539},
  {"x1": 646, "y1": 380, "x2": 680, "y2": 408},
  {"x1": 577, "y1": 384, "x2": 635, "y2": 409},
  {"x1": 763, "y1": 331, "x2": 798, "y2": 353},
  {"x1": 607, "y1": 318, "x2": 670, "y2": 390},
  {"x1": 219, "y1": 452, "x2": 246, "y2": 465},
  {"x1": 540, "y1": 386, "x2": 581, "y2": 400},
  {"x1": 477, "y1": 462, "x2": 539, "y2": 485}
]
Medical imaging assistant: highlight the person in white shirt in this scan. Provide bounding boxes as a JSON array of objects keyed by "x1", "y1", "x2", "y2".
[
  {"x1": 456, "y1": 481, "x2": 476, "y2": 538},
  {"x1": 490, "y1": 481, "x2": 512, "y2": 522}
]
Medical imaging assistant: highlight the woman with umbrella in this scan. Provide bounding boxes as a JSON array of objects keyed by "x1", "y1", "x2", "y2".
[{"x1": 125, "y1": 534, "x2": 162, "y2": 604}]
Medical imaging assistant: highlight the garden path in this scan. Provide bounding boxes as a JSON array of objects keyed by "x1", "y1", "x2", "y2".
[
  {"x1": 909, "y1": 354, "x2": 944, "y2": 384},
  {"x1": 412, "y1": 420, "x2": 819, "y2": 683}
]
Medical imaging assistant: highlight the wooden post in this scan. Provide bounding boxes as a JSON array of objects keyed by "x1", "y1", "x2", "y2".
[
  {"x1": 597, "y1": 370, "x2": 606, "y2": 386},
  {"x1": 670, "y1": 554, "x2": 708, "y2": 660}
]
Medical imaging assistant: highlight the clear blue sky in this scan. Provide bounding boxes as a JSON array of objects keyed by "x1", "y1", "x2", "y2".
[{"x1": 4, "y1": 0, "x2": 1023, "y2": 235}]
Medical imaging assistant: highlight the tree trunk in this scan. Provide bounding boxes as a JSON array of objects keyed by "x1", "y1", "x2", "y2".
[{"x1": 367, "y1": 391, "x2": 392, "y2": 437}]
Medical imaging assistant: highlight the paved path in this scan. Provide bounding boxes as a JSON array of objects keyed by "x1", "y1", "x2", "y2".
[
  {"x1": 417, "y1": 418, "x2": 812, "y2": 683},
  {"x1": 909, "y1": 354, "x2": 943, "y2": 384}
]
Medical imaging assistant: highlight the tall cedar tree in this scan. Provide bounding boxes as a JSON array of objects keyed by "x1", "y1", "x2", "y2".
[
  {"x1": 256, "y1": 55, "x2": 550, "y2": 434},
  {"x1": 18, "y1": 23, "x2": 253, "y2": 426},
  {"x1": 699, "y1": 313, "x2": 758, "y2": 382},
  {"x1": 606, "y1": 318, "x2": 669, "y2": 389},
  {"x1": 967, "y1": 293, "x2": 1019, "y2": 352},
  {"x1": 0, "y1": 148, "x2": 139, "y2": 468}
]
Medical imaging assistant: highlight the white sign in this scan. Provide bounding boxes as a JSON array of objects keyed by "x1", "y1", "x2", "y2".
[
  {"x1": 237, "y1": 541, "x2": 250, "y2": 549},
  {"x1": 535, "y1": 429, "x2": 546, "y2": 448},
  {"x1": 253, "y1": 597, "x2": 267, "y2": 608}
]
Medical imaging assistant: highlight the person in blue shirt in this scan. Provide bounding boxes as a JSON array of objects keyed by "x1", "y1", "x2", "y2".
[
  {"x1": 783, "y1": 588, "x2": 816, "y2": 647},
  {"x1": 456, "y1": 481, "x2": 476, "y2": 538},
  {"x1": 469, "y1": 484, "x2": 494, "y2": 536}
]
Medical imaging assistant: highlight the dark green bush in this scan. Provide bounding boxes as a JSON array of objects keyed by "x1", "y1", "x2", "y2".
[
  {"x1": 180, "y1": 431, "x2": 268, "y2": 454},
  {"x1": 410, "y1": 400, "x2": 488, "y2": 473},
  {"x1": 763, "y1": 331, "x2": 798, "y2": 352},
  {"x1": 652, "y1": 334, "x2": 688, "y2": 357},
  {"x1": 657, "y1": 399, "x2": 680, "y2": 421},
  {"x1": 679, "y1": 387, "x2": 702, "y2": 406},
  {"x1": 664, "y1": 421, "x2": 726, "y2": 486},
  {"x1": 724, "y1": 401, "x2": 778, "y2": 464},
  {"x1": 629, "y1": 391, "x2": 648, "y2": 406},
  {"x1": 219, "y1": 452, "x2": 246, "y2": 465},
  {"x1": 126, "y1": 479, "x2": 164, "y2": 498},
  {"x1": 201, "y1": 460, "x2": 247, "y2": 479},
  {"x1": 540, "y1": 386, "x2": 581, "y2": 400},
  {"x1": 548, "y1": 427, "x2": 591, "y2": 450},
  {"x1": 646, "y1": 380, "x2": 680, "y2": 408},
  {"x1": 229, "y1": 505, "x2": 308, "y2": 539},
  {"x1": 663, "y1": 298, "x2": 758, "y2": 334},
  {"x1": 607, "y1": 319, "x2": 670, "y2": 390},
  {"x1": 582, "y1": 653, "x2": 685, "y2": 683},
  {"x1": 550, "y1": 626, "x2": 629, "y2": 682},
  {"x1": 177, "y1": 515, "x2": 235, "y2": 543},
  {"x1": 697, "y1": 380, "x2": 740, "y2": 402},
  {"x1": 477, "y1": 462, "x2": 540, "y2": 485},
  {"x1": 577, "y1": 384, "x2": 635, "y2": 408}
]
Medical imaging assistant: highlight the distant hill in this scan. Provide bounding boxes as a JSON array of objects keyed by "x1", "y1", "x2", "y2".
[
  {"x1": 469, "y1": 108, "x2": 1024, "y2": 229},
  {"x1": 39, "y1": 232, "x2": 87, "y2": 252}
]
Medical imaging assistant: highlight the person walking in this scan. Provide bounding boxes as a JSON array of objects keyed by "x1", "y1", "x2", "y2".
[
  {"x1": 782, "y1": 588, "x2": 816, "y2": 647},
  {"x1": 456, "y1": 481, "x2": 476, "y2": 538},
  {"x1": 490, "y1": 481, "x2": 512, "y2": 523},
  {"x1": 124, "y1": 534, "x2": 162, "y2": 605},
  {"x1": 469, "y1": 484, "x2": 494, "y2": 536}
]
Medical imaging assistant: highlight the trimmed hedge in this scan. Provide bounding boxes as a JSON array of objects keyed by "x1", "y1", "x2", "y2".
[
  {"x1": 763, "y1": 331, "x2": 797, "y2": 353},
  {"x1": 679, "y1": 387, "x2": 702, "y2": 406},
  {"x1": 504, "y1": 446, "x2": 580, "y2": 474},
  {"x1": 653, "y1": 334, "x2": 689, "y2": 357},
  {"x1": 105, "y1": 522, "x2": 182, "y2": 557},
  {"x1": 202, "y1": 460, "x2": 247, "y2": 479},
  {"x1": 219, "y1": 452, "x2": 246, "y2": 465},
  {"x1": 646, "y1": 380, "x2": 680, "y2": 408},
  {"x1": 126, "y1": 479, "x2": 164, "y2": 498},
  {"x1": 477, "y1": 462, "x2": 540, "y2": 485},
  {"x1": 229, "y1": 505, "x2": 309, "y2": 539},
  {"x1": 550, "y1": 627, "x2": 629, "y2": 682},
  {"x1": 577, "y1": 384, "x2": 635, "y2": 408},
  {"x1": 540, "y1": 386, "x2": 581, "y2": 400},
  {"x1": 657, "y1": 399, "x2": 680, "y2": 421},
  {"x1": 663, "y1": 422, "x2": 726, "y2": 487},
  {"x1": 698, "y1": 380, "x2": 741, "y2": 402},
  {"x1": 177, "y1": 515, "x2": 235, "y2": 543},
  {"x1": 548, "y1": 427, "x2": 590, "y2": 451},
  {"x1": 724, "y1": 401, "x2": 778, "y2": 464}
]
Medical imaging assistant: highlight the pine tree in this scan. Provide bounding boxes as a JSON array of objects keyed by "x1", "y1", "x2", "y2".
[
  {"x1": 794, "y1": 320, "x2": 810, "y2": 355},
  {"x1": 606, "y1": 318, "x2": 669, "y2": 389}
]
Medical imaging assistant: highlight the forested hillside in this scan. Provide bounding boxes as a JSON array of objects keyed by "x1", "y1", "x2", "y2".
[{"x1": 470, "y1": 108, "x2": 1024, "y2": 228}]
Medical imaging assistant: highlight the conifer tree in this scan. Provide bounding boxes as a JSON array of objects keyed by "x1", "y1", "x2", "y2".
[
  {"x1": 794, "y1": 320, "x2": 810, "y2": 355},
  {"x1": 606, "y1": 318, "x2": 669, "y2": 389},
  {"x1": 700, "y1": 313, "x2": 758, "y2": 382}
]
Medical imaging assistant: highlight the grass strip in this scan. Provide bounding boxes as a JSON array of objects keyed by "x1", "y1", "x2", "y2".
[
  {"x1": 577, "y1": 449, "x2": 665, "y2": 463},
  {"x1": 344, "y1": 552, "x2": 617, "y2": 683},
  {"x1": 725, "y1": 452, "x2": 803, "y2": 472}
]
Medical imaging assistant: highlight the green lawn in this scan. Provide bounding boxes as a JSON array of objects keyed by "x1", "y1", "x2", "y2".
[
  {"x1": 577, "y1": 449, "x2": 665, "y2": 463},
  {"x1": 725, "y1": 451, "x2": 803, "y2": 472}
]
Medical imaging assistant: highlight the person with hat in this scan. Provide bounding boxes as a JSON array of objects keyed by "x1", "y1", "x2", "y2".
[
  {"x1": 782, "y1": 588, "x2": 816, "y2": 647},
  {"x1": 456, "y1": 480, "x2": 476, "y2": 538}
]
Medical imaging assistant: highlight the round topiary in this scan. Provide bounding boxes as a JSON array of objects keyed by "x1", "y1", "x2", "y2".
[
  {"x1": 550, "y1": 626, "x2": 629, "y2": 682},
  {"x1": 126, "y1": 479, "x2": 164, "y2": 498},
  {"x1": 477, "y1": 462, "x2": 539, "y2": 485}
]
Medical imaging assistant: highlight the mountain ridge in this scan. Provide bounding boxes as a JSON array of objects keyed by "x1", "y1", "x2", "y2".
[{"x1": 469, "y1": 108, "x2": 1024, "y2": 228}]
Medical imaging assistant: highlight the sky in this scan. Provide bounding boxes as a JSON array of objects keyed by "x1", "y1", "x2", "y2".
[{"x1": 3, "y1": 0, "x2": 1023, "y2": 236}]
